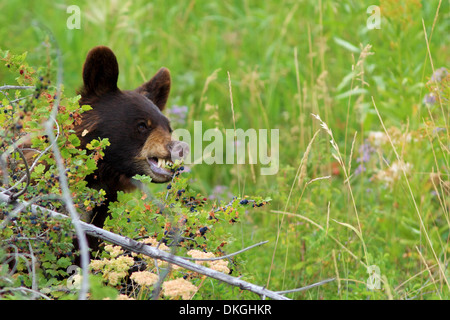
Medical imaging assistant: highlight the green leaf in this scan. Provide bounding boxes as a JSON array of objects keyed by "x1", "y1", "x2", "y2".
[
  {"x1": 133, "y1": 174, "x2": 152, "y2": 183},
  {"x1": 89, "y1": 274, "x2": 118, "y2": 300},
  {"x1": 335, "y1": 88, "x2": 369, "y2": 100},
  {"x1": 57, "y1": 257, "x2": 72, "y2": 269},
  {"x1": 68, "y1": 134, "x2": 81, "y2": 147},
  {"x1": 34, "y1": 164, "x2": 46, "y2": 175},
  {"x1": 332, "y1": 219, "x2": 363, "y2": 242},
  {"x1": 81, "y1": 104, "x2": 92, "y2": 111},
  {"x1": 85, "y1": 158, "x2": 97, "y2": 171},
  {"x1": 60, "y1": 147, "x2": 70, "y2": 159},
  {"x1": 333, "y1": 37, "x2": 360, "y2": 53}
]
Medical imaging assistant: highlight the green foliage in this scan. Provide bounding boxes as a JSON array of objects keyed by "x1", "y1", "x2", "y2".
[
  {"x1": 107, "y1": 169, "x2": 269, "y2": 251},
  {"x1": 0, "y1": 0, "x2": 449, "y2": 300},
  {"x1": 97, "y1": 168, "x2": 270, "y2": 300},
  {"x1": 0, "y1": 48, "x2": 107, "y2": 299}
]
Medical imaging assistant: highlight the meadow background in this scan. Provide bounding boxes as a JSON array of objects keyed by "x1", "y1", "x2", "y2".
[{"x1": 1, "y1": 0, "x2": 449, "y2": 299}]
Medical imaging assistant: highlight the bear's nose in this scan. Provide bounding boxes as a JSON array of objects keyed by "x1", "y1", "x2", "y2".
[{"x1": 168, "y1": 141, "x2": 189, "y2": 161}]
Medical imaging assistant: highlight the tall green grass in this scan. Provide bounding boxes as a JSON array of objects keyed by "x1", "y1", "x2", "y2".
[{"x1": 1, "y1": 0, "x2": 449, "y2": 299}]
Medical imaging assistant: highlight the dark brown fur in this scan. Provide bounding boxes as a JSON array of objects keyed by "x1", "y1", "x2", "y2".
[{"x1": 75, "y1": 46, "x2": 187, "y2": 250}]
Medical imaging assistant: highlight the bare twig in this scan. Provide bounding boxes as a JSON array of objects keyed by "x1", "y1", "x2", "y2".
[
  {"x1": 0, "y1": 287, "x2": 51, "y2": 300},
  {"x1": 8, "y1": 147, "x2": 30, "y2": 201},
  {"x1": 0, "y1": 123, "x2": 59, "y2": 195},
  {"x1": 0, "y1": 156, "x2": 8, "y2": 186},
  {"x1": 0, "y1": 133, "x2": 31, "y2": 193},
  {"x1": 26, "y1": 240, "x2": 38, "y2": 300},
  {"x1": 0, "y1": 85, "x2": 35, "y2": 90},
  {"x1": 276, "y1": 278, "x2": 335, "y2": 295},
  {"x1": 182, "y1": 240, "x2": 269, "y2": 261}
]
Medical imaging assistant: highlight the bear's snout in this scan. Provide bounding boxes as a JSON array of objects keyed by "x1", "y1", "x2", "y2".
[{"x1": 168, "y1": 140, "x2": 189, "y2": 162}]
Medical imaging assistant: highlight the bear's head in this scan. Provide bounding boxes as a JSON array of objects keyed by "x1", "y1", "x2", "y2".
[{"x1": 76, "y1": 46, "x2": 188, "y2": 188}]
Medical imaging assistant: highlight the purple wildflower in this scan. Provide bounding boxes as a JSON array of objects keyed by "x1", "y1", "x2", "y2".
[
  {"x1": 432, "y1": 127, "x2": 445, "y2": 134},
  {"x1": 209, "y1": 185, "x2": 233, "y2": 201},
  {"x1": 354, "y1": 164, "x2": 366, "y2": 176},
  {"x1": 422, "y1": 93, "x2": 436, "y2": 106},
  {"x1": 354, "y1": 140, "x2": 375, "y2": 176},
  {"x1": 167, "y1": 105, "x2": 188, "y2": 125},
  {"x1": 430, "y1": 67, "x2": 448, "y2": 82}
]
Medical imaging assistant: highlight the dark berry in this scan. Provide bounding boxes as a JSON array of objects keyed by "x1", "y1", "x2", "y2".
[{"x1": 199, "y1": 227, "x2": 208, "y2": 235}]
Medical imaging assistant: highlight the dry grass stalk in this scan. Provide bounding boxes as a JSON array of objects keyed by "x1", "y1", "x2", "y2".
[{"x1": 311, "y1": 113, "x2": 369, "y2": 267}]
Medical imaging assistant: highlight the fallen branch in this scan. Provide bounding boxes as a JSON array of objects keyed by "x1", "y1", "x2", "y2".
[
  {"x1": 181, "y1": 240, "x2": 269, "y2": 261},
  {"x1": 0, "y1": 85, "x2": 35, "y2": 91},
  {"x1": 0, "y1": 191, "x2": 290, "y2": 300},
  {"x1": 0, "y1": 287, "x2": 51, "y2": 300}
]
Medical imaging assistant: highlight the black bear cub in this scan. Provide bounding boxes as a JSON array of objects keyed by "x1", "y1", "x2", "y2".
[{"x1": 76, "y1": 46, "x2": 187, "y2": 234}]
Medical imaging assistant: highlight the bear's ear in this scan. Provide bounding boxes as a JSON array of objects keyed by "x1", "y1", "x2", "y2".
[
  {"x1": 135, "y1": 68, "x2": 171, "y2": 111},
  {"x1": 81, "y1": 46, "x2": 119, "y2": 96}
]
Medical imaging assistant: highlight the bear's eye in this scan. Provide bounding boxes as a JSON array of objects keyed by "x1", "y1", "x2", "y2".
[{"x1": 137, "y1": 122, "x2": 148, "y2": 133}]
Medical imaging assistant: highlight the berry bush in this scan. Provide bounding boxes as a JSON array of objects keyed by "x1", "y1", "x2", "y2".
[{"x1": 0, "y1": 47, "x2": 270, "y2": 300}]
